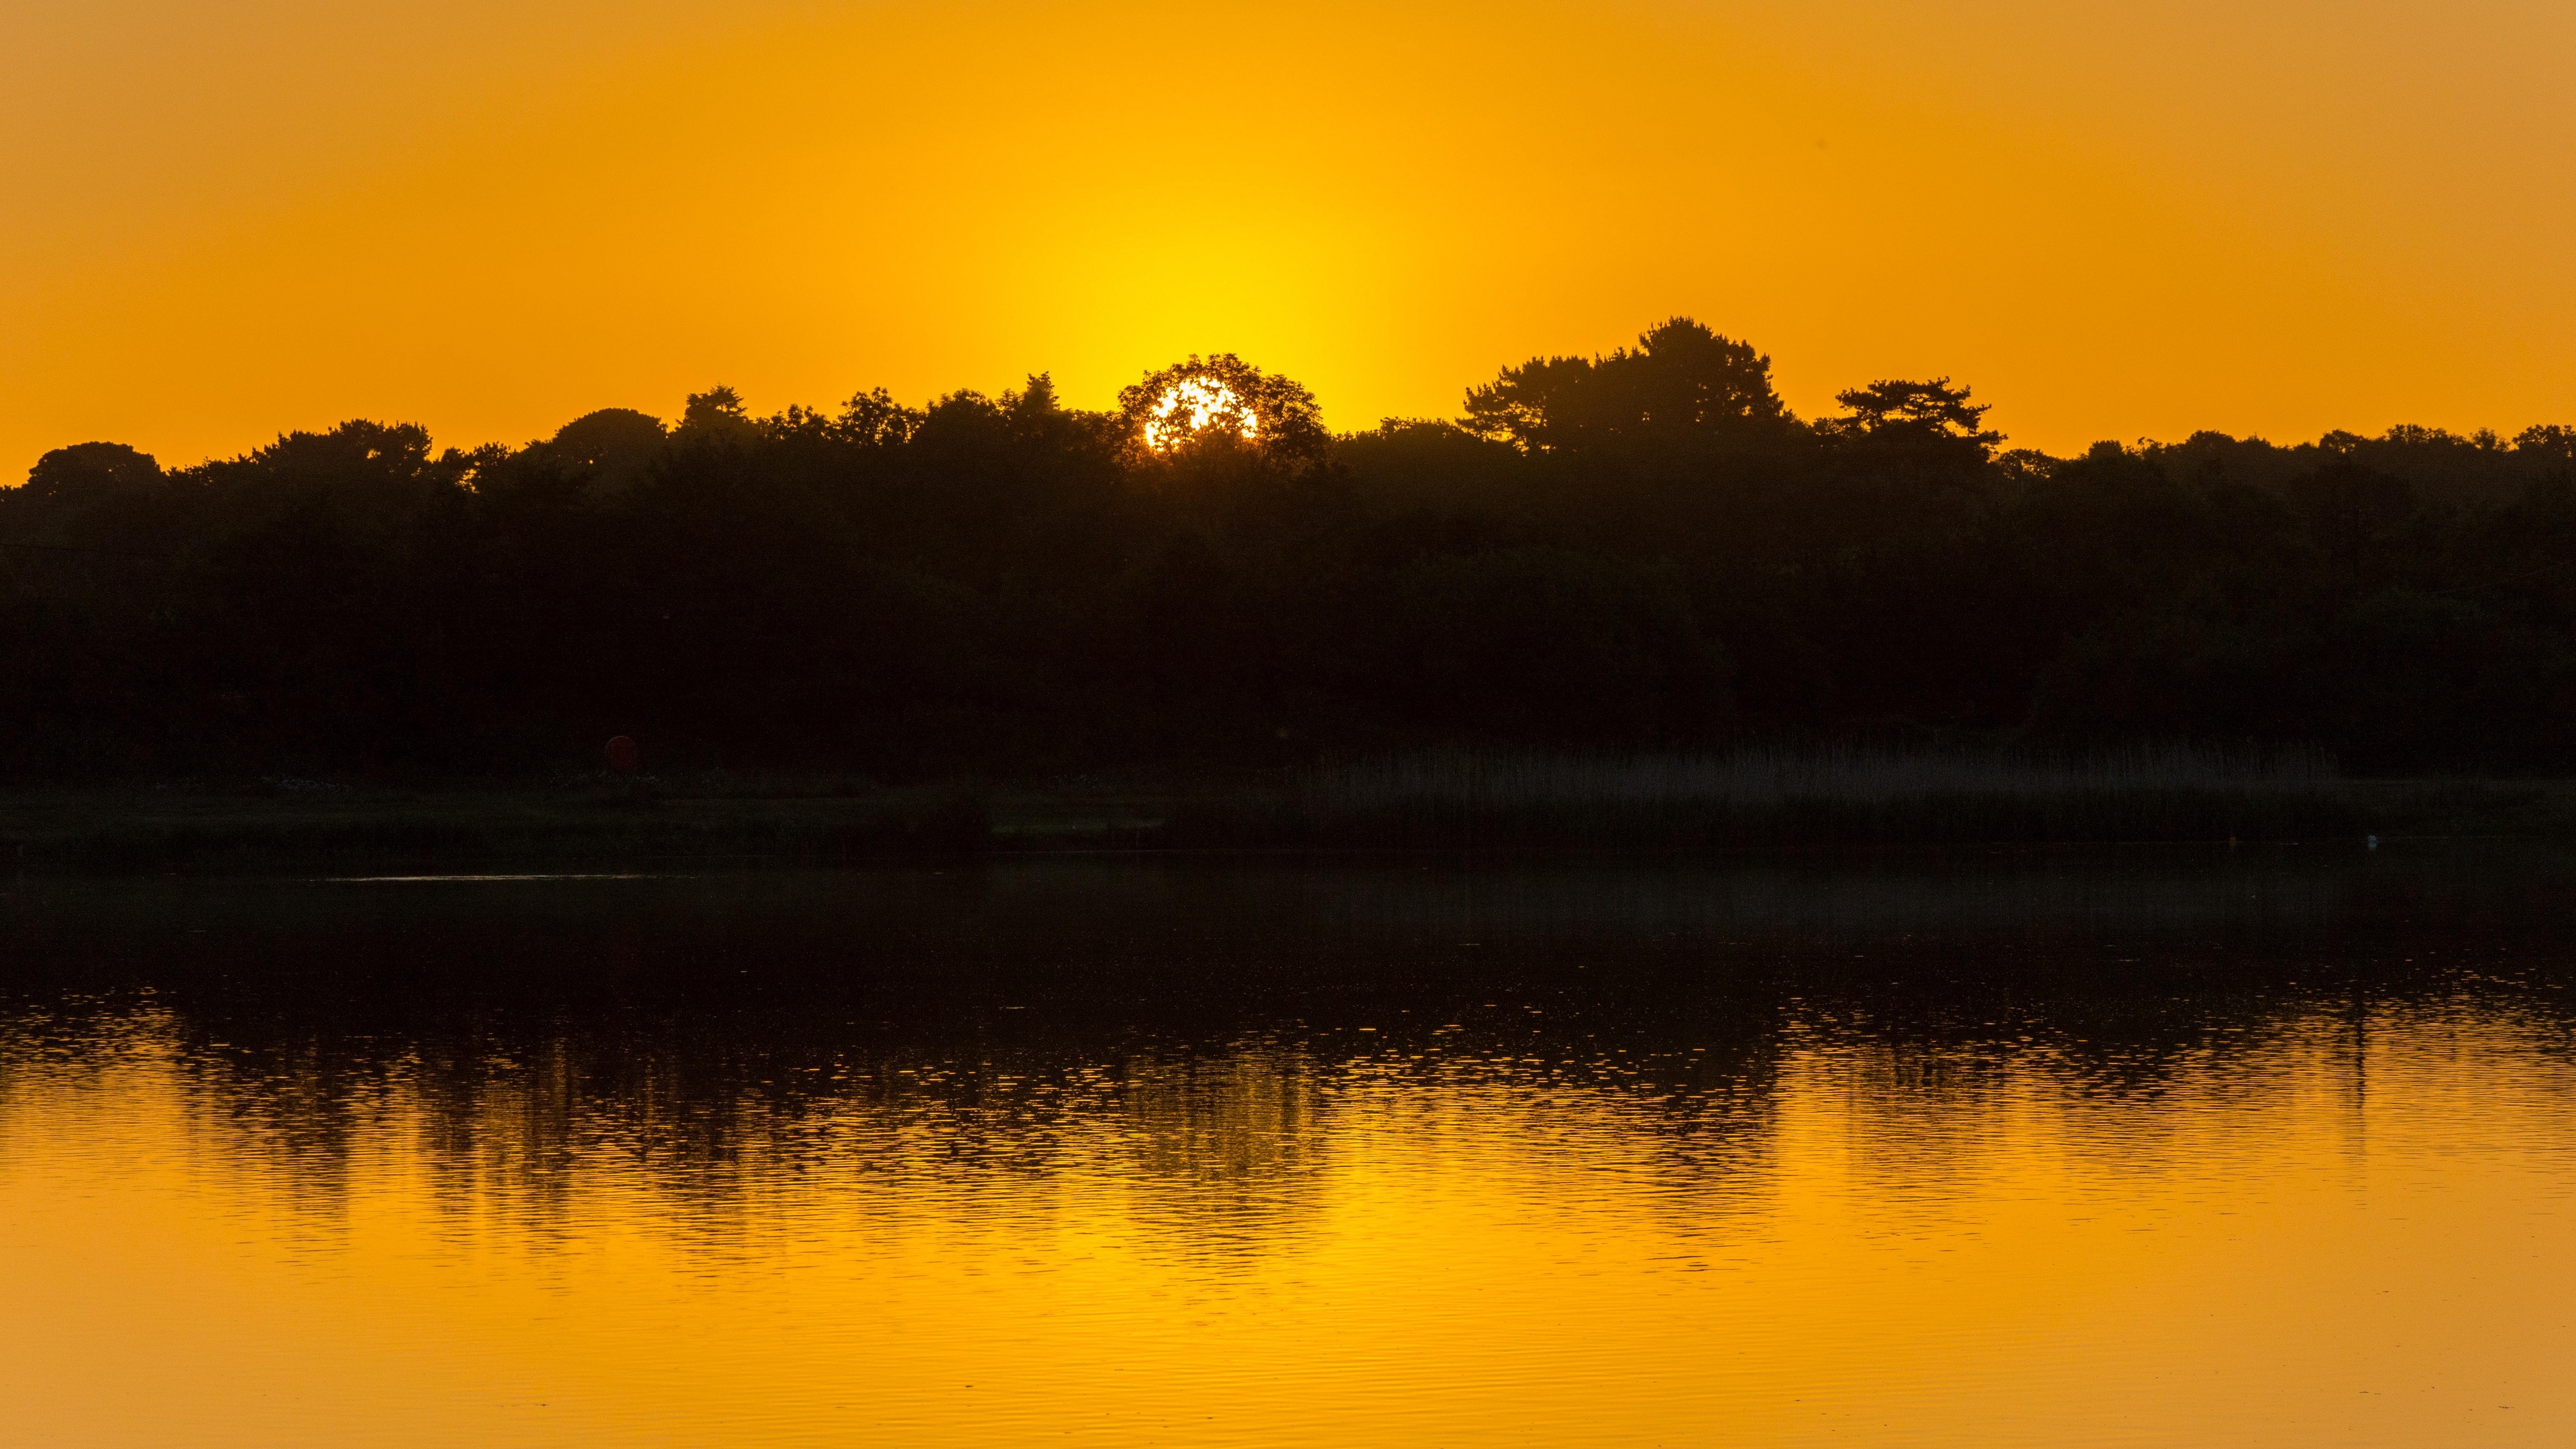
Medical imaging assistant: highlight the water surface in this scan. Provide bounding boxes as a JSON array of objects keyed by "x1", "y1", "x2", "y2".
[{"x1": 4, "y1": 849, "x2": 2572, "y2": 1446}]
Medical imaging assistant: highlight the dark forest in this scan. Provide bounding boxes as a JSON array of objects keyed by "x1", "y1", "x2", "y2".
[{"x1": 9, "y1": 319, "x2": 2575, "y2": 780}]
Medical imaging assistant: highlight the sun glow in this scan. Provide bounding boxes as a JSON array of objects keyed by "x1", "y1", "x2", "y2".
[{"x1": 1143, "y1": 377, "x2": 1259, "y2": 451}]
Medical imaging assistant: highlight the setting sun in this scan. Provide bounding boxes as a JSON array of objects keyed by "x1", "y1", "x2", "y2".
[{"x1": 1142, "y1": 376, "x2": 1259, "y2": 451}]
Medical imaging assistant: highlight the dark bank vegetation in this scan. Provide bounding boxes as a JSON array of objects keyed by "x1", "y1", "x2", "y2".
[
  {"x1": 1181, "y1": 744, "x2": 2363, "y2": 849},
  {"x1": 9, "y1": 319, "x2": 2576, "y2": 855}
]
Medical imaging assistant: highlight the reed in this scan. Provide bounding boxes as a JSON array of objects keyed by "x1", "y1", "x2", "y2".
[{"x1": 1177, "y1": 743, "x2": 2374, "y2": 847}]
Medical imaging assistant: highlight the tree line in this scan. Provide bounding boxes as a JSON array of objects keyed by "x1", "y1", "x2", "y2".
[{"x1": 7, "y1": 319, "x2": 2575, "y2": 777}]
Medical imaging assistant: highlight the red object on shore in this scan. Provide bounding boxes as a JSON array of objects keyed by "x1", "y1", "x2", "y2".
[{"x1": 604, "y1": 735, "x2": 639, "y2": 773}]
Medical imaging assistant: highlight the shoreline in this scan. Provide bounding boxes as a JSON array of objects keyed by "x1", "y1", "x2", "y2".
[{"x1": 3, "y1": 775, "x2": 2569, "y2": 874}]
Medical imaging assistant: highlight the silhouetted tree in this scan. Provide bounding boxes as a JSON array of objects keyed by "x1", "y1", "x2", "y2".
[
  {"x1": 1461, "y1": 317, "x2": 1794, "y2": 464},
  {"x1": 544, "y1": 408, "x2": 667, "y2": 495},
  {"x1": 1821, "y1": 377, "x2": 2002, "y2": 491},
  {"x1": 21, "y1": 441, "x2": 164, "y2": 504}
]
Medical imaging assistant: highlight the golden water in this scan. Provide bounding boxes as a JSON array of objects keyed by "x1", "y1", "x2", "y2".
[{"x1": 3, "y1": 859, "x2": 2571, "y2": 1446}]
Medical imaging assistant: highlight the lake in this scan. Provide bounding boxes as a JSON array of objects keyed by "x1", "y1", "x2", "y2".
[{"x1": 4, "y1": 847, "x2": 2572, "y2": 1446}]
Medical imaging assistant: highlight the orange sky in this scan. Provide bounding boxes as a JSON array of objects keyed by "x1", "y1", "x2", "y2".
[{"x1": 6, "y1": 1, "x2": 2572, "y2": 474}]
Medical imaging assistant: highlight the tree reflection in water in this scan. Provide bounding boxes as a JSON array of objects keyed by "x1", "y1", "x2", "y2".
[
  {"x1": 5, "y1": 849, "x2": 2570, "y2": 1254},
  {"x1": 7, "y1": 851, "x2": 2576, "y2": 1446}
]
